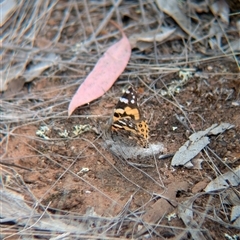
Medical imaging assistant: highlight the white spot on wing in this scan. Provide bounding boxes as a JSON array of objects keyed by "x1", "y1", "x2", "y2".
[
  {"x1": 119, "y1": 97, "x2": 128, "y2": 104},
  {"x1": 131, "y1": 99, "x2": 135, "y2": 104},
  {"x1": 118, "y1": 120, "x2": 127, "y2": 125}
]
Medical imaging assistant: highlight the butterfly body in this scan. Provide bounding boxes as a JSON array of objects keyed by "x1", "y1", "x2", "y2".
[{"x1": 110, "y1": 87, "x2": 149, "y2": 148}]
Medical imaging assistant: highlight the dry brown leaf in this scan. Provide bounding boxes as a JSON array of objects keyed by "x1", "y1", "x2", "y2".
[
  {"x1": 210, "y1": 0, "x2": 230, "y2": 24},
  {"x1": 155, "y1": 0, "x2": 200, "y2": 39}
]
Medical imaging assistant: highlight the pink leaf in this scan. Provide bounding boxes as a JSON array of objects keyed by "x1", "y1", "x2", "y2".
[{"x1": 68, "y1": 22, "x2": 131, "y2": 116}]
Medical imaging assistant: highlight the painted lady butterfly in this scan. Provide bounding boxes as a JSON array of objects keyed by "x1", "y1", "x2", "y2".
[{"x1": 110, "y1": 86, "x2": 149, "y2": 148}]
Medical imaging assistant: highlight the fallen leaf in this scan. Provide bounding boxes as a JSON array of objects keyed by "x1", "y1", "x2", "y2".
[
  {"x1": 222, "y1": 189, "x2": 240, "y2": 206},
  {"x1": 1, "y1": 0, "x2": 17, "y2": 27},
  {"x1": 188, "y1": 1, "x2": 209, "y2": 13},
  {"x1": 208, "y1": 21, "x2": 223, "y2": 49},
  {"x1": 231, "y1": 206, "x2": 240, "y2": 223},
  {"x1": 210, "y1": 0, "x2": 229, "y2": 24},
  {"x1": 68, "y1": 22, "x2": 131, "y2": 116},
  {"x1": 155, "y1": 0, "x2": 200, "y2": 39},
  {"x1": 204, "y1": 166, "x2": 240, "y2": 192},
  {"x1": 178, "y1": 198, "x2": 206, "y2": 240},
  {"x1": 184, "y1": 158, "x2": 204, "y2": 169},
  {"x1": 2, "y1": 77, "x2": 25, "y2": 98},
  {"x1": 192, "y1": 180, "x2": 209, "y2": 194},
  {"x1": 224, "y1": 39, "x2": 240, "y2": 53},
  {"x1": 135, "y1": 181, "x2": 189, "y2": 238},
  {"x1": 129, "y1": 27, "x2": 176, "y2": 48},
  {"x1": 171, "y1": 123, "x2": 234, "y2": 166},
  {"x1": 24, "y1": 53, "x2": 59, "y2": 82},
  {"x1": 1, "y1": 53, "x2": 59, "y2": 92}
]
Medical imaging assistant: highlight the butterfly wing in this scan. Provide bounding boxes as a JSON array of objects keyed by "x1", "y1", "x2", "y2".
[{"x1": 111, "y1": 86, "x2": 149, "y2": 148}]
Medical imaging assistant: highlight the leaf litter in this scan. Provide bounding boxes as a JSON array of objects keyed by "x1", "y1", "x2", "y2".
[
  {"x1": 205, "y1": 165, "x2": 240, "y2": 192},
  {"x1": 204, "y1": 166, "x2": 240, "y2": 228},
  {"x1": 171, "y1": 123, "x2": 235, "y2": 167}
]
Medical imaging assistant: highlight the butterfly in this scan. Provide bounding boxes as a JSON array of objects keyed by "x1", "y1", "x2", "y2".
[{"x1": 110, "y1": 86, "x2": 149, "y2": 148}]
